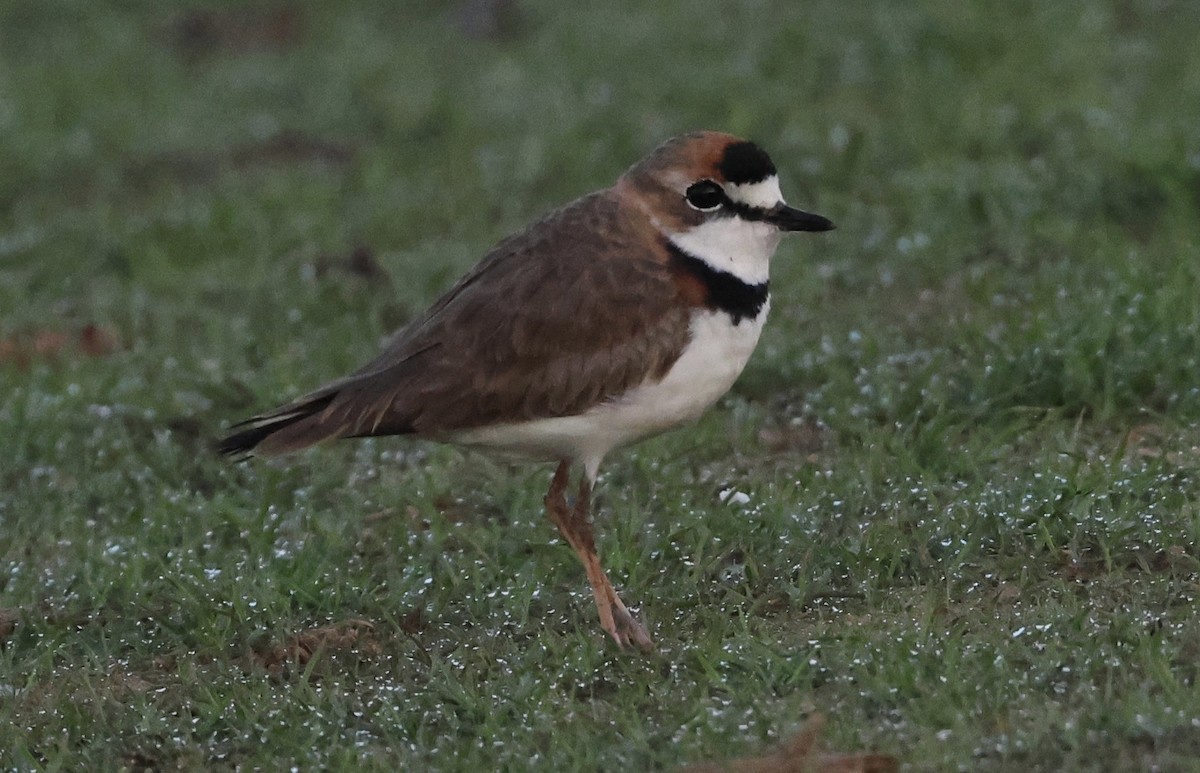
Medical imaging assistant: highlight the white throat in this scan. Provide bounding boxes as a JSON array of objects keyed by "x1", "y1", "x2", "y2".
[
  {"x1": 666, "y1": 217, "x2": 781, "y2": 285},
  {"x1": 662, "y1": 174, "x2": 786, "y2": 285}
]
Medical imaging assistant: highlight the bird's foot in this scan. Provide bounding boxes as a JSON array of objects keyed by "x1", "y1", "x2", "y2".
[
  {"x1": 604, "y1": 599, "x2": 654, "y2": 653},
  {"x1": 591, "y1": 577, "x2": 654, "y2": 653}
]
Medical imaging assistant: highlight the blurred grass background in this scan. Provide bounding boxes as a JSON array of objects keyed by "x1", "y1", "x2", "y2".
[{"x1": 2, "y1": 1, "x2": 1200, "y2": 769}]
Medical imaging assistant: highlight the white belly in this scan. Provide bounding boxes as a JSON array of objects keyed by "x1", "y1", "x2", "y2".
[{"x1": 451, "y1": 304, "x2": 769, "y2": 479}]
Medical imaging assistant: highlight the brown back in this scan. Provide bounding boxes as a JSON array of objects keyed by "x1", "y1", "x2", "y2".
[{"x1": 249, "y1": 189, "x2": 693, "y2": 452}]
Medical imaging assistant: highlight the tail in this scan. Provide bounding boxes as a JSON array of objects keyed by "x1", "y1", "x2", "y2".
[{"x1": 217, "y1": 391, "x2": 340, "y2": 458}]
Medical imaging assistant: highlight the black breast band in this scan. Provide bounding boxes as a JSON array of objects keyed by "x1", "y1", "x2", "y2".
[{"x1": 665, "y1": 241, "x2": 769, "y2": 325}]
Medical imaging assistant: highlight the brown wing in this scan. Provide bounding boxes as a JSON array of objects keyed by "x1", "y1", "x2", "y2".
[{"x1": 221, "y1": 191, "x2": 692, "y2": 455}]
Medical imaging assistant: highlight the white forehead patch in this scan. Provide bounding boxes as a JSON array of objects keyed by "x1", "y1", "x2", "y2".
[{"x1": 725, "y1": 175, "x2": 783, "y2": 209}]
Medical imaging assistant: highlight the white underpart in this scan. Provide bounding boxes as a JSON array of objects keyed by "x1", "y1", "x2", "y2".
[{"x1": 451, "y1": 302, "x2": 770, "y2": 481}]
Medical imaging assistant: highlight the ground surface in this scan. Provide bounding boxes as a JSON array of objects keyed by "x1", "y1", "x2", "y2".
[{"x1": 3, "y1": 2, "x2": 1200, "y2": 770}]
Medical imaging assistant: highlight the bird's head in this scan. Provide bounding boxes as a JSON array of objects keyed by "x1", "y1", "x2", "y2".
[{"x1": 618, "y1": 131, "x2": 833, "y2": 283}]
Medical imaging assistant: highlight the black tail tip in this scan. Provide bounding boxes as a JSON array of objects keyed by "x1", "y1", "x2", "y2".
[
  {"x1": 214, "y1": 424, "x2": 270, "y2": 458},
  {"x1": 215, "y1": 392, "x2": 337, "y2": 459}
]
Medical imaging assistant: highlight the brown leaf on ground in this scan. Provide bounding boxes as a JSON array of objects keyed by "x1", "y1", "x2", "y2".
[
  {"x1": 168, "y1": 5, "x2": 303, "y2": 59},
  {"x1": 124, "y1": 130, "x2": 353, "y2": 190},
  {"x1": 398, "y1": 609, "x2": 427, "y2": 636},
  {"x1": 122, "y1": 151, "x2": 218, "y2": 189},
  {"x1": 152, "y1": 654, "x2": 178, "y2": 671},
  {"x1": 122, "y1": 750, "x2": 161, "y2": 773},
  {"x1": 1124, "y1": 423, "x2": 1200, "y2": 465},
  {"x1": 0, "y1": 608, "x2": 18, "y2": 644},
  {"x1": 251, "y1": 619, "x2": 381, "y2": 674},
  {"x1": 432, "y1": 494, "x2": 482, "y2": 524},
  {"x1": 230, "y1": 129, "x2": 353, "y2": 169},
  {"x1": 0, "y1": 325, "x2": 121, "y2": 369},
  {"x1": 1061, "y1": 548, "x2": 1107, "y2": 583},
  {"x1": 1143, "y1": 545, "x2": 1200, "y2": 574},
  {"x1": 680, "y1": 715, "x2": 898, "y2": 773},
  {"x1": 30, "y1": 329, "x2": 70, "y2": 356},
  {"x1": 758, "y1": 420, "x2": 829, "y2": 460},
  {"x1": 78, "y1": 324, "x2": 121, "y2": 357},
  {"x1": 313, "y1": 246, "x2": 392, "y2": 284},
  {"x1": 0, "y1": 329, "x2": 67, "y2": 367},
  {"x1": 457, "y1": 0, "x2": 524, "y2": 41},
  {"x1": 1126, "y1": 423, "x2": 1163, "y2": 457},
  {"x1": 107, "y1": 671, "x2": 154, "y2": 697},
  {"x1": 994, "y1": 582, "x2": 1022, "y2": 605}
]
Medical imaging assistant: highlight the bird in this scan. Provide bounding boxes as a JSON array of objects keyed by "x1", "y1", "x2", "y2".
[{"x1": 218, "y1": 131, "x2": 833, "y2": 651}]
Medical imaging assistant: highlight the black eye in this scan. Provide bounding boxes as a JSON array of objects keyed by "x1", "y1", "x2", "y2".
[{"x1": 685, "y1": 180, "x2": 725, "y2": 211}]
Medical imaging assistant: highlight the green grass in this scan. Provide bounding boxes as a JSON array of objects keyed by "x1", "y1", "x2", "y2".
[{"x1": 3, "y1": 1, "x2": 1200, "y2": 769}]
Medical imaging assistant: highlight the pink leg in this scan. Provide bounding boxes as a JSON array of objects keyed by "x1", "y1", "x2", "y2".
[{"x1": 543, "y1": 461, "x2": 653, "y2": 652}]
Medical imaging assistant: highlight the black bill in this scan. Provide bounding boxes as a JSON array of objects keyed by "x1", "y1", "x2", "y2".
[{"x1": 766, "y1": 205, "x2": 835, "y2": 232}]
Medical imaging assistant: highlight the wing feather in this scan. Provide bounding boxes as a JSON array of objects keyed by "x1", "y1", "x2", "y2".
[{"x1": 221, "y1": 190, "x2": 692, "y2": 454}]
